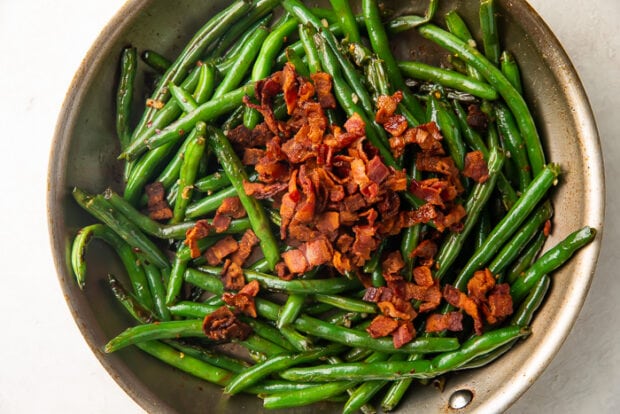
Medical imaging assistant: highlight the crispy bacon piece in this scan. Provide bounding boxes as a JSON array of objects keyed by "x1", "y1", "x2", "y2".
[
  {"x1": 413, "y1": 266, "x2": 434, "y2": 287},
  {"x1": 543, "y1": 219, "x2": 552, "y2": 237},
  {"x1": 243, "y1": 148, "x2": 265, "y2": 165},
  {"x1": 230, "y1": 229, "x2": 260, "y2": 266},
  {"x1": 281, "y1": 249, "x2": 309, "y2": 274},
  {"x1": 351, "y1": 225, "x2": 378, "y2": 266},
  {"x1": 366, "y1": 155, "x2": 390, "y2": 184},
  {"x1": 243, "y1": 181, "x2": 288, "y2": 199},
  {"x1": 303, "y1": 236, "x2": 334, "y2": 267},
  {"x1": 378, "y1": 298, "x2": 416, "y2": 321},
  {"x1": 467, "y1": 268, "x2": 496, "y2": 304},
  {"x1": 311, "y1": 72, "x2": 336, "y2": 109},
  {"x1": 466, "y1": 104, "x2": 488, "y2": 131},
  {"x1": 410, "y1": 178, "x2": 458, "y2": 208},
  {"x1": 383, "y1": 115, "x2": 408, "y2": 137},
  {"x1": 392, "y1": 321, "x2": 415, "y2": 349},
  {"x1": 367, "y1": 315, "x2": 399, "y2": 338},
  {"x1": 363, "y1": 286, "x2": 394, "y2": 303},
  {"x1": 221, "y1": 260, "x2": 246, "y2": 291},
  {"x1": 145, "y1": 182, "x2": 173, "y2": 221},
  {"x1": 443, "y1": 284, "x2": 484, "y2": 335},
  {"x1": 222, "y1": 280, "x2": 260, "y2": 318},
  {"x1": 425, "y1": 312, "x2": 464, "y2": 333},
  {"x1": 382, "y1": 251, "x2": 405, "y2": 282},
  {"x1": 410, "y1": 240, "x2": 438, "y2": 260},
  {"x1": 204, "y1": 236, "x2": 239, "y2": 266},
  {"x1": 282, "y1": 62, "x2": 299, "y2": 115},
  {"x1": 202, "y1": 306, "x2": 252, "y2": 342},
  {"x1": 482, "y1": 284, "x2": 513, "y2": 324},
  {"x1": 184, "y1": 219, "x2": 212, "y2": 259},
  {"x1": 212, "y1": 197, "x2": 247, "y2": 233},
  {"x1": 227, "y1": 124, "x2": 253, "y2": 151},
  {"x1": 375, "y1": 91, "x2": 402, "y2": 124},
  {"x1": 463, "y1": 151, "x2": 489, "y2": 183}
]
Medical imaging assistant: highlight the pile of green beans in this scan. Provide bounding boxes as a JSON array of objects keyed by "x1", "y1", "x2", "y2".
[{"x1": 69, "y1": 0, "x2": 597, "y2": 412}]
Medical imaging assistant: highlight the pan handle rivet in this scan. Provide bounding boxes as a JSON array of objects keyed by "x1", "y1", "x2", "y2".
[{"x1": 449, "y1": 389, "x2": 473, "y2": 409}]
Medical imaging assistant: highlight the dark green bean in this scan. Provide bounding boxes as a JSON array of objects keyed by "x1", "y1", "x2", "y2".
[
  {"x1": 185, "y1": 185, "x2": 238, "y2": 219},
  {"x1": 500, "y1": 50, "x2": 523, "y2": 94},
  {"x1": 73, "y1": 188, "x2": 168, "y2": 269},
  {"x1": 171, "y1": 122, "x2": 206, "y2": 223},
  {"x1": 479, "y1": 0, "x2": 501, "y2": 65},
  {"x1": 105, "y1": 319, "x2": 204, "y2": 352},
  {"x1": 262, "y1": 381, "x2": 357, "y2": 409},
  {"x1": 205, "y1": 125, "x2": 281, "y2": 270},
  {"x1": 284, "y1": 46, "x2": 310, "y2": 78},
  {"x1": 142, "y1": 261, "x2": 171, "y2": 321},
  {"x1": 511, "y1": 226, "x2": 596, "y2": 303},
  {"x1": 141, "y1": 49, "x2": 171, "y2": 73},
  {"x1": 444, "y1": 11, "x2": 483, "y2": 81},
  {"x1": 184, "y1": 268, "x2": 224, "y2": 295},
  {"x1": 168, "y1": 301, "x2": 220, "y2": 319},
  {"x1": 314, "y1": 294, "x2": 377, "y2": 314},
  {"x1": 168, "y1": 82, "x2": 198, "y2": 113},
  {"x1": 418, "y1": 24, "x2": 546, "y2": 175},
  {"x1": 329, "y1": 0, "x2": 361, "y2": 44},
  {"x1": 166, "y1": 340, "x2": 250, "y2": 374},
  {"x1": 164, "y1": 244, "x2": 190, "y2": 305},
  {"x1": 116, "y1": 47, "x2": 137, "y2": 151},
  {"x1": 506, "y1": 231, "x2": 547, "y2": 284},
  {"x1": 241, "y1": 317, "x2": 297, "y2": 353},
  {"x1": 495, "y1": 102, "x2": 532, "y2": 191},
  {"x1": 277, "y1": 294, "x2": 306, "y2": 329},
  {"x1": 194, "y1": 171, "x2": 230, "y2": 193},
  {"x1": 380, "y1": 354, "x2": 423, "y2": 412},
  {"x1": 107, "y1": 274, "x2": 156, "y2": 324},
  {"x1": 428, "y1": 93, "x2": 467, "y2": 170},
  {"x1": 280, "y1": 359, "x2": 434, "y2": 382}
]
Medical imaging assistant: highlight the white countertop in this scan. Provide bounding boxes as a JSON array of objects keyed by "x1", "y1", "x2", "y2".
[{"x1": 0, "y1": 0, "x2": 617, "y2": 412}]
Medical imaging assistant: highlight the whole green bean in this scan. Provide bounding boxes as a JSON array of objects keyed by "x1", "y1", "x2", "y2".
[
  {"x1": 141, "y1": 49, "x2": 171, "y2": 73},
  {"x1": 171, "y1": 122, "x2": 206, "y2": 223},
  {"x1": 511, "y1": 226, "x2": 596, "y2": 303},
  {"x1": 225, "y1": 344, "x2": 346, "y2": 395},
  {"x1": 168, "y1": 301, "x2": 220, "y2": 319},
  {"x1": 185, "y1": 185, "x2": 238, "y2": 219},
  {"x1": 444, "y1": 11, "x2": 483, "y2": 81},
  {"x1": 479, "y1": 0, "x2": 501, "y2": 65},
  {"x1": 116, "y1": 47, "x2": 137, "y2": 151},
  {"x1": 428, "y1": 93, "x2": 467, "y2": 170},
  {"x1": 329, "y1": 0, "x2": 361, "y2": 43},
  {"x1": 166, "y1": 340, "x2": 250, "y2": 374},
  {"x1": 277, "y1": 294, "x2": 306, "y2": 329},
  {"x1": 314, "y1": 293, "x2": 377, "y2": 314},
  {"x1": 164, "y1": 244, "x2": 190, "y2": 305},
  {"x1": 399, "y1": 62, "x2": 498, "y2": 100},
  {"x1": 262, "y1": 381, "x2": 357, "y2": 409},
  {"x1": 495, "y1": 102, "x2": 532, "y2": 191},
  {"x1": 205, "y1": 126, "x2": 281, "y2": 270},
  {"x1": 105, "y1": 319, "x2": 204, "y2": 352},
  {"x1": 418, "y1": 24, "x2": 546, "y2": 175},
  {"x1": 506, "y1": 231, "x2": 547, "y2": 284},
  {"x1": 280, "y1": 359, "x2": 434, "y2": 382},
  {"x1": 142, "y1": 261, "x2": 171, "y2": 321},
  {"x1": 168, "y1": 82, "x2": 198, "y2": 113},
  {"x1": 500, "y1": 50, "x2": 523, "y2": 94}
]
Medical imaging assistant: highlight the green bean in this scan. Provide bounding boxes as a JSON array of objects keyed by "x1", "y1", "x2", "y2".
[
  {"x1": 386, "y1": 0, "x2": 438, "y2": 33},
  {"x1": 73, "y1": 188, "x2": 168, "y2": 269},
  {"x1": 122, "y1": 84, "x2": 253, "y2": 161},
  {"x1": 299, "y1": 24, "x2": 322, "y2": 73},
  {"x1": 324, "y1": 310, "x2": 364, "y2": 327},
  {"x1": 142, "y1": 261, "x2": 171, "y2": 321},
  {"x1": 511, "y1": 226, "x2": 596, "y2": 303},
  {"x1": 314, "y1": 294, "x2": 377, "y2": 314},
  {"x1": 362, "y1": 0, "x2": 425, "y2": 124},
  {"x1": 198, "y1": 266, "x2": 362, "y2": 294},
  {"x1": 277, "y1": 294, "x2": 306, "y2": 329},
  {"x1": 205, "y1": 126, "x2": 281, "y2": 269},
  {"x1": 279, "y1": 325, "x2": 314, "y2": 351},
  {"x1": 399, "y1": 62, "x2": 498, "y2": 100},
  {"x1": 450, "y1": 164, "x2": 560, "y2": 291},
  {"x1": 213, "y1": 26, "x2": 269, "y2": 99},
  {"x1": 329, "y1": 0, "x2": 361, "y2": 43},
  {"x1": 136, "y1": 340, "x2": 234, "y2": 386},
  {"x1": 418, "y1": 24, "x2": 546, "y2": 175},
  {"x1": 434, "y1": 146, "x2": 504, "y2": 280},
  {"x1": 166, "y1": 340, "x2": 250, "y2": 374},
  {"x1": 141, "y1": 49, "x2": 171, "y2": 74},
  {"x1": 107, "y1": 274, "x2": 156, "y2": 324},
  {"x1": 488, "y1": 200, "x2": 553, "y2": 275},
  {"x1": 184, "y1": 268, "x2": 224, "y2": 295},
  {"x1": 343, "y1": 370, "x2": 392, "y2": 414},
  {"x1": 246, "y1": 379, "x2": 322, "y2": 394},
  {"x1": 380, "y1": 354, "x2": 423, "y2": 412},
  {"x1": 130, "y1": 1, "x2": 251, "y2": 141},
  {"x1": 105, "y1": 319, "x2": 204, "y2": 352},
  {"x1": 242, "y1": 334, "x2": 290, "y2": 357},
  {"x1": 262, "y1": 381, "x2": 357, "y2": 409},
  {"x1": 165, "y1": 245, "x2": 190, "y2": 305},
  {"x1": 284, "y1": 46, "x2": 310, "y2": 78},
  {"x1": 225, "y1": 344, "x2": 345, "y2": 395},
  {"x1": 168, "y1": 301, "x2": 220, "y2": 319},
  {"x1": 194, "y1": 171, "x2": 230, "y2": 193},
  {"x1": 475, "y1": 208, "x2": 493, "y2": 250},
  {"x1": 241, "y1": 317, "x2": 297, "y2": 353},
  {"x1": 500, "y1": 50, "x2": 523, "y2": 94},
  {"x1": 495, "y1": 102, "x2": 532, "y2": 191},
  {"x1": 428, "y1": 93, "x2": 467, "y2": 170},
  {"x1": 168, "y1": 82, "x2": 198, "y2": 113},
  {"x1": 116, "y1": 47, "x2": 137, "y2": 151},
  {"x1": 185, "y1": 185, "x2": 238, "y2": 219},
  {"x1": 281, "y1": 359, "x2": 434, "y2": 382},
  {"x1": 479, "y1": 0, "x2": 501, "y2": 66},
  {"x1": 506, "y1": 231, "x2": 547, "y2": 284},
  {"x1": 244, "y1": 14, "x2": 299, "y2": 129},
  {"x1": 444, "y1": 11, "x2": 483, "y2": 81}
]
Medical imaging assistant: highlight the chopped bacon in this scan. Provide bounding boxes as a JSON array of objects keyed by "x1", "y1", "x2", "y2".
[
  {"x1": 311, "y1": 72, "x2": 336, "y2": 109},
  {"x1": 212, "y1": 197, "x2": 246, "y2": 233},
  {"x1": 184, "y1": 219, "x2": 212, "y2": 259},
  {"x1": 467, "y1": 268, "x2": 496, "y2": 304},
  {"x1": 543, "y1": 219, "x2": 552, "y2": 237},
  {"x1": 366, "y1": 155, "x2": 390, "y2": 184},
  {"x1": 281, "y1": 249, "x2": 309, "y2": 274},
  {"x1": 243, "y1": 181, "x2": 287, "y2": 199},
  {"x1": 145, "y1": 181, "x2": 173, "y2": 221},
  {"x1": 392, "y1": 321, "x2": 415, "y2": 349},
  {"x1": 204, "y1": 236, "x2": 239, "y2": 266},
  {"x1": 382, "y1": 251, "x2": 405, "y2": 282},
  {"x1": 425, "y1": 312, "x2": 464, "y2": 333},
  {"x1": 243, "y1": 148, "x2": 265, "y2": 165},
  {"x1": 230, "y1": 229, "x2": 260, "y2": 266},
  {"x1": 316, "y1": 211, "x2": 340, "y2": 240},
  {"x1": 226, "y1": 124, "x2": 253, "y2": 151},
  {"x1": 375, "y1": 91, "x2": 402, "y2": 124},
  {"x1": 378, "y1": 298, "x2": 416, "y2": 321},
  {"x1": 443, "y1": 284, "x2": 484, "y2": 335},
  {"x1": 202, "y1": 306, "x2": 252, "y2": 342},
  {"x1": 410, "y1": 240, "x2": 438, "y2": 260},
  {"x1": 463, "y1": 151, "x2": 489, "y2": 183},
  {"x1": 383, "y1": 115, "x2": 408, "y2": 137},
  {"x1": 363, "y1": 286, "x2": 394, "y2": 303},
  {"x1": 466, "y1": 104, "x2": 488, "y2": 131},
  {"x1": 367, "y1": 315, "x2": 399, "y2": 338},
  {"x1": 413, "y1": 266, "x2": 434, "y2": 287},
  {"x1": 302, "y1": 236, "x2": 334, "y2": 267},
  {"x1": 222, "y1": 280, "x2": 260, "y2": 318},
  {"x1": 343, "y1": 112, "x2": 366, "y2": 138},
  {"x1": 482, "y1": 284, "x2": 513, "y2": 325},
  {"x1": 221, "y1": 260, "x2": 246, "y2": 291},
  {"x1": 282, "y1": 62, "x2": 299, "y2": 115}
]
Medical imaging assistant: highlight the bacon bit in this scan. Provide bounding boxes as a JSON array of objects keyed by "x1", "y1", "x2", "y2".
[
  {"x1": 230, "y1": 229, "x2": 260, "y2": 266},
  {"x1": 202, "y1": 306, "x2": 252, "y2": 342},
  {"x1": 221, "y1": 280, "x2": 260, "y2": 318},
  {"x1": 425, "y1": 312, "x2": 463, "y2": 333},
  {"x1": 281, "y1": 249, "x2": 309, "y2": 274},
  {"x1": 466, "y1": 104, "x2": 488, "y2": 131},
  {"x1": 366, "y1": 155, "x2": 390, "y2": 184},
  {"x1": 411, "y1": 240, "x2": 438, "y2": 260},
  {"x1": 243, "y1": 181, "x2": 288, "y2": 199},
  {"x1": 332, "y1": 250, "x2": 353, "y2": 274},
  {"x1": 212, "y1": 197, "x2": 246, "y2": 233},
  {"x1": 303, "y1": 236, "x2": 334, "y2": 267},
  {"x1": 282, "y1": 62, "x2": 299, "y2": 115},
  {"x1": 184, "y1": 219, "x2": 212, "y2": 259},
  {"x1": 145, "y1": 182, "x2": 173, "y2": 221},
  {"x1": 343, "y1": 112, "x2": 366, "y2": 138},
  {"x1": 418, "y1": 282, "x2": 442, "y2": 313},
  {"x1": 367, "y1": 315, "x2": 399, "y2": 338},
  {"x1": 443, "y1": 284, "x2": 484, "y2": 335},
  {"x1": 413, "y1": 266, "x2": 434, "y2": 287},
  {"x1": 382, "y1": 251, "x2": 405, "y2": 282},
  {"x1": 221, "y1": 260, "x2": 246, "y2": 291},
  {"x1": 392, "y1": 321, "x2": 415, "y2": 349},
  {"x1": 204, "y1": 236, "x2": 239, "y2": 266},
  {"x1": 311, "y1": 72, "x2": 336, "y2": 109},
  {"x1": 482, "y1": 284, "x2": 513, "y2": 325},
  {"x1": 463, "y1": 151, "x2": 489, "y2": 183},
  {"x1": 378, "y1": 299, "x2": 417, "y2": 321},
  {"x1": 383, "y1": 115, "x2": 408, "y2": 137},
  {"x1": 375, "y1": 91, "x2": 402, "y2": 124},
  {"x1": 227, "y1": 125, "x2": 253, "y2": 151},
  {"x1": 243, "y1": 148, "x2": 266, "y2": 165},
  {"x1": 351, "y1": 225, "x2": 378, "y2": 266},
  {"x1": 146, "y1": 98, "x2": 164, "y2": 109},
  {"x1": 543, "y1": 219, "x2": 552, "y2": 237},
  {"x1": 467, "y1": 268, "x2": 496, "y2": 304},
  {"x1": 436, "y1": 204, "x2": 467, "y2": 233},
  {"x1": 363, "y1": 286, "x2": 394, "y2": 303}
]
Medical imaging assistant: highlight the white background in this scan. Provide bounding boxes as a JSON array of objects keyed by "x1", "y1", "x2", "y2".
[{"x1": 0, "y1": 0, "x2": 618, "y2": 412}]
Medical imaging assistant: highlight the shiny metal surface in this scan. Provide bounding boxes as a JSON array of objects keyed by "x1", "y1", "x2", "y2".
[{"x1": 47, "y1": 0, "x2": 604, "y2": 413}]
